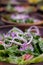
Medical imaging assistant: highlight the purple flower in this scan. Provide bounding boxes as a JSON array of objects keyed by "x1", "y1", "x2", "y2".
[
  {"x1": 20, "y1": 43, "x2": 28, "y2": 51},
  {"x1": 11, "y1": 32, "x2": 17, "y2": 38}
]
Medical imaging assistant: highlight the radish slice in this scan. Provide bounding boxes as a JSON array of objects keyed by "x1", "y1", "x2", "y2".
[
  {"x1": 22, "y1": 54, "x2": 33, "y2": 60},
  {"x1": 0, "y1": 41, "x2": 4, "y2": 44}
]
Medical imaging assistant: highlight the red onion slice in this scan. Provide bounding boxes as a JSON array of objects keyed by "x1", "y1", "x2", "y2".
[
  {"x1": 8, "y1": 27, "x2": 23, "y2": 34},
  {"x1": 27, "y1": 26, "x2": 40, "y2": 35},
  {"x1": 24, "y1": 33, "x2": 33, "y2": 45},
  {"x1": 11, "y1": 36, "x2": 27, "y2": 45}
]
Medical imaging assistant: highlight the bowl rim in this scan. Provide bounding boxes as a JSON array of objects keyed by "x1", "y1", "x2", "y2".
[{"x1": 0, "y1": 5, "x2": 37, "y2": 13}]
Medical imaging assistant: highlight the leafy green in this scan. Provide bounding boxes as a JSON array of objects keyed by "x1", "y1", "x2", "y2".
[
  {"x1": 5, "y1": 39, "x2": 10, "y2": 44},
  {"x1": 14, "y1": 39, "x2": 24, "y2": 44},
  {"x1": 25, "y1": 19, "x2": 33, "y2": 23},
  {"x1": 6, "y1": 37, "x2": 12, "y2": 40},
  {"x1": 32, "y1": 35, "x2": 40, "y2": 54},
  {"x1": 0, "y1": 27, "x2": 43, "y2": 65},
  {"x1": 39, "y1": 39, "x2": 43, "y2": 52},
  {"x1": 24, "y1": 54, "x2": 43, "y2": 65},
  {"x1": 0, "y1": 56, "x2": 6, "y2": 62},
  {"x1": 29, "y1": 54, "x2": 43, "y2": 63},
  {"x1": 0, "y1": 45, "x2": 5, "y2": 50},
  {"x1": 10, "y1": 19, "x2": 17, "y2": 22}
]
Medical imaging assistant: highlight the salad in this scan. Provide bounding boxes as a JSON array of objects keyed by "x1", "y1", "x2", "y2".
[
  {"x1": 2, "y1": 14, "x2": 40, "y2": 23},
  {"x1": 6, "y1": 4, "x2": 36, "y2": 13},
  {"x1": 0, "y1": 26, "x2": 43, "y2": 65}
]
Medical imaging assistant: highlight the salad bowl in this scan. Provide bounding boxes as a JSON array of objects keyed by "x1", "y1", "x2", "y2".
[
  {"x1": 2, "y1": 14, "x2": 43, "y2": 26},
  {"x1": 0, "y1": 25, "x2": 43, "y2": 65},
  {"x1": 0, "y1": 5, "x2": 37, "y2": 13}
]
